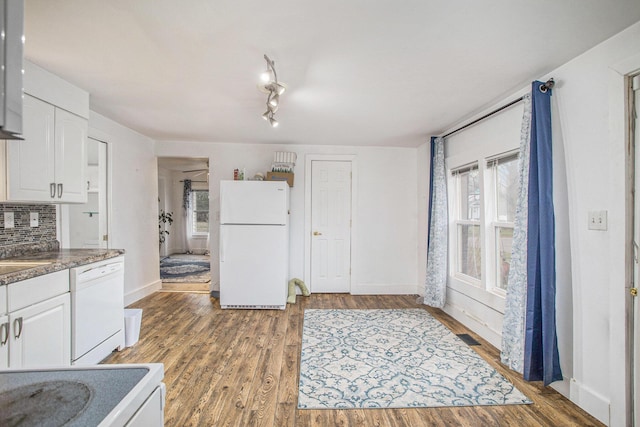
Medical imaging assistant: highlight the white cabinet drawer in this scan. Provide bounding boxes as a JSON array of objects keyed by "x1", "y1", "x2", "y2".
[{"x1": 7, "y1": 270, "x2": 69, "y2": 312}]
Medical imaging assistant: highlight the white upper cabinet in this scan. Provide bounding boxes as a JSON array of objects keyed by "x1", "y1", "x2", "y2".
[
  {"x1": 1, "y1": 61, "x2": 88, "y2": 203},
  {"x1": 54, "y1": 107, "x2": 87, "y2": 203},
  {"x1": 6, "y1": 95, "x2": 56, "y2": 201}
]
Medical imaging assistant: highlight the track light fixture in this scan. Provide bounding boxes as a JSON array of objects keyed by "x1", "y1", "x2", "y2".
[{"x1": 258, "y1": 54, "x2": 286, "y2": 127}]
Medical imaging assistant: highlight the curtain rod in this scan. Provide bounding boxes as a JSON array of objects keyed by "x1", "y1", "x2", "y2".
[
  {"x1": 441, "y1": 78, "x2": 555, "y2": 139},
  {"x1": 179, "y1": 180, "x2": 207, "y2": 183}
]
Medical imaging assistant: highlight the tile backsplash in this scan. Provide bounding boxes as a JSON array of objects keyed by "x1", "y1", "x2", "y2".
[{"x1": 0, "y1": 204, "x2": 56, "y2": 246}]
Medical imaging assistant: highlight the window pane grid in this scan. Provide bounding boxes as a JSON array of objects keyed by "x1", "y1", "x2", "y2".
[
  {"x1": 450, "y1": 153, "x2": 519, "y2": 296},
  {"x1": 191, "y1": 190, "x2": 209, "y2": 234},
  {"x1": 495, "y1": 226, "x2": 513, "y2": 290},
  {"x1": 494, "y1": 157, "x2": 518, "y2": 222},
  {"x1": 459, "y1": 169, "x2": 480, "y2": 221},
  {"x1": 456, "y1": 223, "x2": 482, "y2": 280}
]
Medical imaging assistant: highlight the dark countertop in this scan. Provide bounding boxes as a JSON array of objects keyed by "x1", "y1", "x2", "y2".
[{"x1": 0, "y1": 249, "x2": 125, "y2": 286}]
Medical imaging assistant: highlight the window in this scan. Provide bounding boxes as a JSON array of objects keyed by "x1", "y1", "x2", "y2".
[
  {"x1": 449, "y1": 151, "x2": 520, "y2": 295},
  {"x1": 489, "y1": 153, "x2": 519, "y2": 291},
  {"x1": 452, "y1": 164, "x2": 482, "y2": 282},
  {"x1": 191, "y1": 190, "x2": 209, "y2": 235}
]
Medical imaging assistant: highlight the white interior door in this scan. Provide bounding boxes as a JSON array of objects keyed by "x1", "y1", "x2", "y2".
[
  {"x1": 311, "y1": 161, "x2": 352, "y2": 293},
  {"x1": 633, "y1": 73, "x2": 640, "y2": 427}
]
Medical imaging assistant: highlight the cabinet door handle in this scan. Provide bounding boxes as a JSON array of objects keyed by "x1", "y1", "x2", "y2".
[
  {"x1": 13, "y1": 317, "x2": 22, "y2": 339},
  {"x1": 0, "y1": 322, "x2": 8, "y2": 345},
  {"x1": 50, "y1": 183, "x2": 56, "y2": 198},
  {"x1": 57, "y1": 183, "x2": 63, "y2": 198}
]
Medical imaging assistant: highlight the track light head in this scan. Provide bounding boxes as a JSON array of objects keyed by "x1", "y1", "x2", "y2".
[
  {"x1": 260, "y1": 69, "x2": 273, "y2": 83},
  {"x1": 268, "y1": 92, "x2": 279, "y2": 108}
]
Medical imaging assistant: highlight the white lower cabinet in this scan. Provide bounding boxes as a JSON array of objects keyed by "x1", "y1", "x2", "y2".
[
  {"x1": 125, "y1": 385, "x2": 165, "y2": 427},
  {"x1": 3, "y1": 270, "x2": 71, "y2": 368},
  {"x1": 9, "y1": 293, "x2": 70, "y2": 368},
  {"x1": 0, "y1": 314, "x2": 8, "y2": 369}
]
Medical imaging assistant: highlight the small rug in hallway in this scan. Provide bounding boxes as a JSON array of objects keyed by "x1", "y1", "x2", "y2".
[
  {"x1": 160, "y1": 254, "x2": 211, "y2": 283},
  {"x1": 298, "y1": 309, "x2": 531, "y2": 409}
]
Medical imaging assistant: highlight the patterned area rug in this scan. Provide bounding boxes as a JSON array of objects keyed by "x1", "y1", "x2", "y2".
[
  {"x1": 160, "y1": 254, "x2": 211, "y2": 283},
  {"x1": 298, "y1": 309, "x2": 531, "y2": 409}
]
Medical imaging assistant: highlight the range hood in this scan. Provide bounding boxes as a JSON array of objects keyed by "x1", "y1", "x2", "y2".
[{"x1": 0, "y1": 0, "x2": 24, "y2": 140}]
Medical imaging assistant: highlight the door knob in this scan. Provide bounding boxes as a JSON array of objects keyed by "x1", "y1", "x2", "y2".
[{"x1": 313, "y1": 231, "x2": 322, "y2": 236}]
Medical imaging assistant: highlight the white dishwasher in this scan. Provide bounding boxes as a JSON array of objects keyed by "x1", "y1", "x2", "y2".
[{"x1": 70, "y1": 256, "x2": 125, "y2": 365}]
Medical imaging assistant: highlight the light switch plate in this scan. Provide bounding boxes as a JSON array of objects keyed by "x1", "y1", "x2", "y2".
[
  {"x1": 588, "y1": 210, "x2": 607, "y2": 231},
  {"x1": 4, "y1": 212, "x2": 14, "y2": 229},
  {"x1": 30, "y1": 212, "x2": 39, "y2": 227}
]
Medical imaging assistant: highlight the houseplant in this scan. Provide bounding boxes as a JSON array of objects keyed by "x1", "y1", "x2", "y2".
[{"x1": 159, "y1": 210, "x2": 174, "y2": 246}]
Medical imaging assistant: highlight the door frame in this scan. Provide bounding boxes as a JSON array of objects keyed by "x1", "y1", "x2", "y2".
[
  {"x1": 610, "y1": 53, "x2": 640, "y2": 427},
  {"x1": 57, "y1": 135, "x2": 112, "y2": 249},
  {"x1": 631, "y1": 73, "x2": 640, "y2": 427},
  {"x1": 304, "y1": 154, "x2": 358, "y2": 293}
]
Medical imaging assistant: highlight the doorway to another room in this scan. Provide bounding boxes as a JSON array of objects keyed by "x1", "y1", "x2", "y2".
[
  {"x1": 157, "y1": 157, "x2": 211, "y2": 293},
  {"x1": 66, "y1": 137, "x2": 109, "y2": 248}
]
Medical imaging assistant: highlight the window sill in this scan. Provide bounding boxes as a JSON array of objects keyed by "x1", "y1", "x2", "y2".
[
  {"x1": 190, "y1": 234, "x2": 209, "y2": 239},
  {"x1": 447, "y1": 276, "x2": 506, "y2": 314}
]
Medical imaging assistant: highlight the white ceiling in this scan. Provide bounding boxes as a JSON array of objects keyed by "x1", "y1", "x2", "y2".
[{"x1": 24, "y1": 1, "x2": 640, "y2": 148}]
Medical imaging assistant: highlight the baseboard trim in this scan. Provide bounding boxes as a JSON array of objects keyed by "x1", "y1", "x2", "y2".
[
  {"x1": 550, "y1": 376, "x2": 571, "y2": 399},
  {"x1": 124, "y1": 279, "x2": 162, "y2": 306},
  {"x1": 442, "y1": 303, "x2": 502, "y2": 349},
  {"x1": 569, "y1": 379, "x2": 610, "y2": 425},
  {"x1": 350, "y1": 283, "x2": 420, "y2": 295}
]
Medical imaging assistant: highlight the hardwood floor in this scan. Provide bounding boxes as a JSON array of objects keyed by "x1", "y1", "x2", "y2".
[
  {"x1": 104, "y1": 292, "x2": 603, "y2": 426},
  {"x1": 159, "y1": 281, "x2": 210, "y2": 293}
]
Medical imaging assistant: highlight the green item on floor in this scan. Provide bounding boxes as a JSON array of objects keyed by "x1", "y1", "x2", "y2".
[{"x1": 287, "y1": 278, "x2": 310, "y2": 303}]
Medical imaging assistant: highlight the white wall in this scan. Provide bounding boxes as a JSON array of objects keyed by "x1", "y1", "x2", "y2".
[
  {"x1": 550, "y1": 22, "x2": 640, "y2": 426},
  {"x1": 88, "y1": 112, "x2": 161, "y2": 304},
  {"x1": 417, "y1": 142, "x2": 430, "y2": 298},
  {"x1": 429, "y1": 21, "x2": 640, "y2": 426},
  {"x1": 155, "y1": 141, "x2": 420, "y2": 295}
]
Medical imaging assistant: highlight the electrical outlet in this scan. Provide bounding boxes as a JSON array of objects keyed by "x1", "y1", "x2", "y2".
[
  {"x1": 4, "y1": 212, "x2": 14, "y2": 229},
  {"x1": 30, "y1": 212, "x2": 39, "y2": 227},
  {"x1": 588, "y1": 210, "x2": 607, "y2": 231}
]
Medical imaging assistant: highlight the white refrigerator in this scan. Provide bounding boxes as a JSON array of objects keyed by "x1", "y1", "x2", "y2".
[{"x1": 219, "y1": 180, "x2": 290, "y2": 309}]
